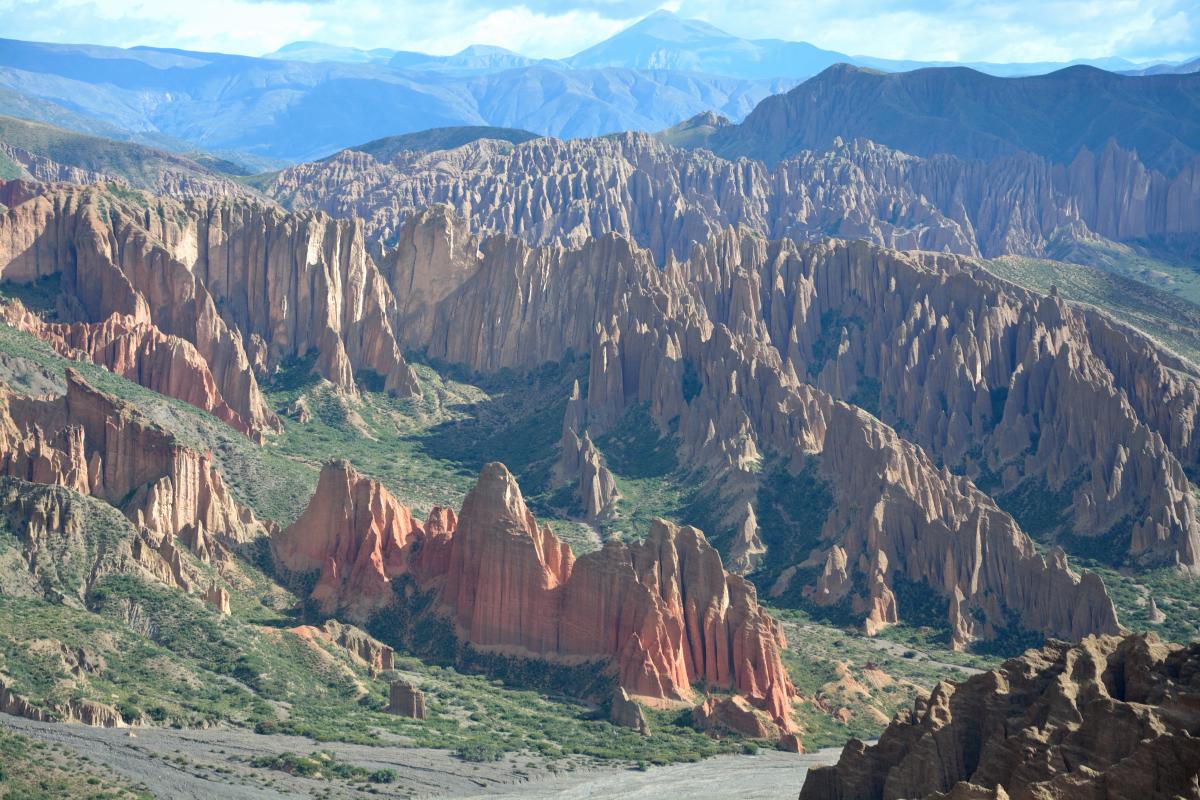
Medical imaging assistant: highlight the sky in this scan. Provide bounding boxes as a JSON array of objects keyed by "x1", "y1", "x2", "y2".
[{"x1": 0, "y1": 0, "x2": 1195, "y2": 65}]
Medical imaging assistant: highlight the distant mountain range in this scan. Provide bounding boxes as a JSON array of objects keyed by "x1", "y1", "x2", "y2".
[
  {"x1": 0, "y1": 10, "x2": 1194, "y2": 167},
  {"x1": 685, "y1": 64, "x2": 1200, "y2": 175},
  {"x1": 266, "y1": 10, "x2": 1198, "y2": 79},
  {"x1": 0, "y1": 36, "x2": 792, "y2": 164}
]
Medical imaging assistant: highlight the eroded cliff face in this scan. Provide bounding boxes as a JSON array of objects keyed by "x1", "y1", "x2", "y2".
[
  {"x1": 274, "y1": 460, "x2": 798, "y2": 733},
  {"x1": 1, "y1": 301, "x2": 266, "y2": 440},
  {"x1": 0, "y1": 369, "x2": 267, "y2": 550},
  {"x1": 798, "y1": 633, "x2": 1200, "y2": 800},
  {"x1": 273, "y1": 459, "x2": 427, "y2": 620},
  {"x1": 379, "y1": 209, "x2": 1125, "y2": 648},
  {"x1": 270, "y1": 134, "x2": 1199, "y2": 265},
  {"x1": 680, "y1": 233, "x2": 1200, "y2": 570},
  {"x1": 0, "y1": 142, "x2": 250, "y2": 200},
  {"x1": 0, "y1": 180, "x2": 417, "y2": 433}
]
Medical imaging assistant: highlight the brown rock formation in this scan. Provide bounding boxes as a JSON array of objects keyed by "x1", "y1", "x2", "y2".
[
  {"x1": 270, "y1": 133, "x2": 1199, "y2": 265},
  {"x1": 691, "y1": 694, "x2": 782, "y2": 740},
  {"x1": 0, "y1": 676, "x2": 126, "y2": 728},
  {"x1": 0, "y1": 369, "x2": 266, "y2": 549},
  {"x1": 679, "y1": 232, "x2": 1200, "y2": 570},
  {"x1": 203, "y1": 581, "x2": 231, "y2": 615},
  {"x1": 289, "y1": 620, "x2": 396, "y2": 676},
  {"x1": 0, "y1": 179, "x2": 416, "y2": 429},
  {"x1": 381, "y1": 208, "x2": 1126, "y2": 646},
  {"x1": 386, "y1": 679, "x2": 426, "y2": 719},
  {"x1": 799, "y1": 634, "x2": 1200, "y2": 800},
  {"x1": 610, "y1": 687, "x2": 650, "y2": 735},
  {"x1": 276, "y1": 460, "x2": 799, "y2": 733},
  {"x1": 557, "y1": 381, "x2": 621, "y2": 521},
  {"x1": 2, "y1": 301, "x2": 267, "y2": 440}
]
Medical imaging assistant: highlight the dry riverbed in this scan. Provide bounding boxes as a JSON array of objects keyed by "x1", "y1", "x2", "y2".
[{"x1": 1, "y1": 713, "x2": 839, "y2": 798}]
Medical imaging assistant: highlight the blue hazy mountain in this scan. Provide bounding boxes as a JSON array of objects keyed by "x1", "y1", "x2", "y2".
[
  {"x1": 693, "y1": 63, "x2": 1200, "y2": 175},
  {"x1": 0, "y1": 37, "x2": 793, "y2": 162}
]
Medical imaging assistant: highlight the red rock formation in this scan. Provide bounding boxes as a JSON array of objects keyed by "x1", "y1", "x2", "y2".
[
  {"x1": 0, "y1": 179, "x2": 417, "y2": 429},
  {"x1": 383, "y1": 209, "x2": 1126, "y2": 646},
  {"x1": 276, "y1": 460, "x2": 798, "y2": 733},
  {"x1": 799, "y1": 634, "x2": 1200, "y2": 800},
  {"x1": 0, "y1": 369, "x2": 266, "y2": 547},
  {"x1": 2, "y1": 301, "x2": 267, "y2": 440},
  {"x1": 273, "y1": 460, "x2": 425, "y2": 621},
  {"x1": 0, "y1": 181, "x2": 280, "y2": 436}
]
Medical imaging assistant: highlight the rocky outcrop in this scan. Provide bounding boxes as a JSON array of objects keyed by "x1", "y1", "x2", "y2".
[
  {"x1": 288, "y1": 620, "x2": 396, "y2": 675},
  {"x1": 0, "y1": 475, "x2": 192, "y2": 604},
  {"x1": 557, "y1": 380, "x2": 620, "y2": 521},
  {"x1": 0, "y1": 180, "x2": 416, "y2": 425},
  {"x1": 691, "y1": 694, "x2": 781, "y2": 740},
  {"x1": 0, "y1": 675, "x2": 127, "y2": 728},
  {"x1": 0, "y1": 369, "x2": 267, "y2": 549},
  {"x1": 379, "y1": 209, "x2": 1126, "y2": 646},
  {"x1": 271, "y1": 133, "x2": 1199, "y2": 265},
  {"x1": 2, "y1": 301, "x2": 269, "y2": 440},
  {"x1": 203, "y1": 581, "x2": 231, "y2": 615},
  {"x1": 799, "y1": 633, "x2": 1200, "y2": 800},
  {"x1": 386, "y1": 679, "x2": 426, "y2": 719},
  {"x1": 276, "y1": 460, "x2": 799, "y2": 734},
  {"x1": 610, "y1": 687, "x2": 650, "y2": 735},
  {"x1": 272, "y1": 459, "x2": 427, "y2": 621}
]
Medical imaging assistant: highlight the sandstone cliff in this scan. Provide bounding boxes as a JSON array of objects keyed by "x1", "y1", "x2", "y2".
[
  {"x1": 2, "y1": 300, "x2": 267, "y2": 440},
  {"x1": 378, "y1": 210, "x2": 1127, "y2": 647},
  {"x1": 679, "y1": 233, "x2": 1200, "y2": 570},
  {"x1": 275, "y1": 460, "x2": 798, "y2": 733},
  {"x1": 0, "y1": 180, "x2": 417, "y2": 426},
  {"x1": 0, "y1": 369, "x2": 266, "y2": 550},
  {"x1": 270, "y1": 134, "x2": 1199, "y2": 265},
  {"x1": 798, "y1": 633, "x2": 1200, "y2": 800},
  {"x1": 273, "y1": 459, "x2": 427, "y2": 620}
]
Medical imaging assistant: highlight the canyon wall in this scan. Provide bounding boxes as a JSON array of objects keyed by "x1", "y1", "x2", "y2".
[
  {"x1": 0, "y1": 180, "x2": 418, "y2": 432},
  {"x1": 271, "y1": 134, "x2": 1200, "y2": 264}
]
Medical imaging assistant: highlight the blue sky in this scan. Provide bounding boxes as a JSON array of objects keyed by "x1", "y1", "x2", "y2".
[{"x1": 0, "y1": 0, "x2": 1195, "y2": 64}]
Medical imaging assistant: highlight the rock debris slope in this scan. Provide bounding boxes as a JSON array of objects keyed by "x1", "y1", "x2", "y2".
[
  {"x1": 270, "y1": 133, "x2": 1199, "y2": 265},
  {"x1": 798, "y1": 633, "x2": 1200, "y2": 800},
  {"x1": 274, "y1": 460, "x2": 798, "y2": 733}
]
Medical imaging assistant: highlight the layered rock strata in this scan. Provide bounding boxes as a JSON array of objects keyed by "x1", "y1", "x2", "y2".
[
  {"x1": 274, "y1": 460, "x2": 798, "y2": 733},
  {"x1": 799, "y1": 633, "x2": 1200, "y2": 800},
  {"x1": 0, "y1": 369, "x2": 266, "y2": 548},
  {"x1": 2, "y1": 300, "x2": 266, "y2": 440}
]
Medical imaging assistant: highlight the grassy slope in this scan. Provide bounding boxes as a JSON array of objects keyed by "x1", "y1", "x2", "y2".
[{"x1": 985, "y1": 250, "x2": 1200, "y2": 365}]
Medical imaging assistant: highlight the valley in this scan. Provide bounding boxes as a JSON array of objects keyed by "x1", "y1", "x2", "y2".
[{"x1": 0, "y1": 9, "x2": 1198, "y2": 798}]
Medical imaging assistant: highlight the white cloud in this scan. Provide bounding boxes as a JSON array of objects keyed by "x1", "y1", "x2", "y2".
[{"x1": 0, "y1": 0, "x2": 1195, "y2": 63}]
